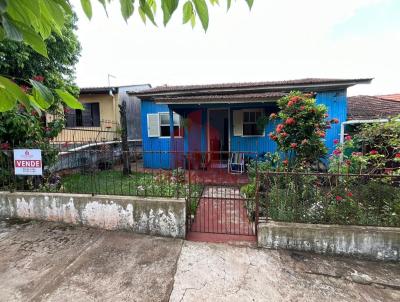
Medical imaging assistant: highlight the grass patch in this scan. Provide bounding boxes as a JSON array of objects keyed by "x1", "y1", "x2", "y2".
[{"x1": 61, "y1": 170, "x2": 203, "y2": 203}]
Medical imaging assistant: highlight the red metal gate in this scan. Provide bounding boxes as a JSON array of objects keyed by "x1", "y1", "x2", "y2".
[{"x1": 185, "y1": 152, "x2": 259, "y2": 238}]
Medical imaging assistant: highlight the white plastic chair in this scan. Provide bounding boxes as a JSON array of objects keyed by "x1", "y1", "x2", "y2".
[{"x1": 228, "y1": 152, "x2": 245, "y2": 174}]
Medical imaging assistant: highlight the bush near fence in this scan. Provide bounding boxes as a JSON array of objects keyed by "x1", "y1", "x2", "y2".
[{"x1": 251, "y1": 172, "x2": 400, "y2": 228}]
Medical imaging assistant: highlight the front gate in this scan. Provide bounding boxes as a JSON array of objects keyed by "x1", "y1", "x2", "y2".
[{"x1": 185, "y1": 154, "x2": 259, "y2": 238}]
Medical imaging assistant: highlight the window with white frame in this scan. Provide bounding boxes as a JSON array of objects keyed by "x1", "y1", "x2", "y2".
[
  {"x1": 147, "y1": 112, "x2": 182, "y2": 138},
  {"x1": 242, "y1": 110, "x2": 263, "y2": 136}
]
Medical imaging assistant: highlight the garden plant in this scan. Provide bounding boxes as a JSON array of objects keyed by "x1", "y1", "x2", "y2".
[{"x1": 242, "y1": 93, "x2": 400, "y2": 227}]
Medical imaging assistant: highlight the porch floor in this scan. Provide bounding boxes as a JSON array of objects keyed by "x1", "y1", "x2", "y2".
[
  {"x1": 136, "y1": 165, "x2": 249, "y2": 185},
  {"x1": 187, "y1": 169, "x2": 249, "y2": 185}
]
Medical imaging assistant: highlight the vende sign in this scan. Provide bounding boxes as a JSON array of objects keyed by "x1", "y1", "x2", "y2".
[{"x1": 14, "y1": 149, "x2": 42, "y2": 176}]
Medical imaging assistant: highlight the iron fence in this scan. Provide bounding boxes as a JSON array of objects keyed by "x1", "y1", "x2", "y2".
[
  {"x1": 0, "y1": 148, "x2": 259, "y2": 236},
  {"x1": 258, "y1": 171, "x2": 400, "y2": 227},
  {"x1": 1, "y1": 147, "x2": 399, "y2": 231}
]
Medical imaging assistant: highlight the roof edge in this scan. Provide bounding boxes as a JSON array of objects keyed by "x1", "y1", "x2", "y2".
[{"x1": 131, "y1": 78, "x2": 373, "y2": 99}]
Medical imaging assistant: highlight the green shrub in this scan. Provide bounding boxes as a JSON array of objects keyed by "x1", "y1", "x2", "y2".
[{"x1": 260, "y1": 174, "x2": 400, "y2": 227}]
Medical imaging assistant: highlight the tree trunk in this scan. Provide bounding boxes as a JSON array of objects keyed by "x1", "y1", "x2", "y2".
[{"x1": 119, "y1": 100, "x2": 131, "y2": 175}]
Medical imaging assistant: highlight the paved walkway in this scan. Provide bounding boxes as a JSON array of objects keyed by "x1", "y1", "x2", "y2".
[
  {"x1": 0, "y1": 219, "x2": 182, "y2": 302},
  {"x1": 0, "y1": 220, "x2": 399, "y2": 301},
  {"x1": 171, "y1": 241, "x2": 400, "y2": 302},
  {"x1": 189, "y1": 186, "x2": 255, "y2": 236}
]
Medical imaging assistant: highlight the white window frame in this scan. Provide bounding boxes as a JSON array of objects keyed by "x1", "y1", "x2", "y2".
[
  {"x1": 241, "y1": 109, "x2": 265, "y2": 137},
  {"x1": 159, "y1": 112, "x2": 183, "y2": 138},
  {"x1": 147, "y1": 113, "x2": 160, "y2": 137}
]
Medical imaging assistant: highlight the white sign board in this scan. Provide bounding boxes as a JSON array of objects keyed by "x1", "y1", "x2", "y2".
[{"x1": 14, "y1": 149, "x2": 43, "y2": 176}]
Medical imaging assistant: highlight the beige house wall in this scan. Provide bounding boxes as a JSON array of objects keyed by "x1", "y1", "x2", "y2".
[{"x1": 52, "y1": 93, "x2": 120, "y2": 143}]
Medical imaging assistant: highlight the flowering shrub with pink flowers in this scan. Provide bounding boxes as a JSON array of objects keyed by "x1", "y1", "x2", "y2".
[
  {"x1": 268, "y1": 91, "x2": 339, "y2": 168},
  {"x1": 329, "y1": 117, "x2": 400, "y2": 174}
]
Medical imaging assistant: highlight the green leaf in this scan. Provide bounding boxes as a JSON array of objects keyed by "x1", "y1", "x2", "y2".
[
  {"x1": 52, "y1": 0, "x2": 73, "y2": 15},
  {"x1": 120, "y1": 0, "x2": 134, "y2": 22},
  {"x1": 42, "y1": 0, "x2": 66, "y2": 29},
  {"x1": 27, "y1": 95, "x2": 43, "y2": 116},
  {"x1": 190, "y1": 14, "x2": 196, "y2": 28},
  {"x1": 245, "y1": 0, "x2": 254, "y2": 9},
  {"x1": 38, "y1": 0, "x2": 63, "y2": 38},
  {"x1": 161, "y1": 0, "x2": 178, "y2": 26},
  {"x1": 81, "y1": 0, "x2": 93, "y2": 19},
  {"x1": 1, "y1": 15, "x2": 23, "y2": 41},
  {"x1": 0, "y1": 89, "x2": 17, "y2": 112},
  {"x1": 97, "y1": 0, "x2": 108, "y2": 15},
  {"x1": 35, "y1": 5, "x2": 53, "y2": 39},
  {"x1": 0, "y1": 76, "x2": 29, "y2": 105},
  {"x1": 7, "y1": 0, "x2": 38, "y2": 25},
  {"x1": 183, "y1": 1, "x2": 193, "y2": 24},
  {"x1": 55, "y1": 89, "x2": 84, "y2": 110},
  {"x1": 32, "y1": 89, "x2": 51, "y2": 109},
  {"x1": 0, "y1": 27, "x2": 4, "y2": 40},
  {"x1": 0, "y1": 0, "x2": 8, "y2": 13},
  {"x1": 139, "y1": 0, "x2": 156, "y2": 26},
  {"x1": 138, "y1": 6, "x2": 146, "y2": 23},
  {"x1": 192, "y1": 0, "x2": 209, "y2": 31},
  {"x1": 18, "y1": 25, "x2": 48, "y2": 57},
  {"x1": 148, "y1": 0, "x2": 156, "y2": 13},
  {"x1": 29, "y1": 80, "x2": 54, "y2": 104},
  {"x1": 227, "y1": 0, "x2": 232, "y2": 10}
]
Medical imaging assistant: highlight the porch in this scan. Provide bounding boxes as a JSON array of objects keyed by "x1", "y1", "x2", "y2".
[
  {"x1": 138, "y1": 164, "x2": 250, "y2": 185},
  {"x1": 170, "y1": 104, "x2": 278, "y2": 160}
]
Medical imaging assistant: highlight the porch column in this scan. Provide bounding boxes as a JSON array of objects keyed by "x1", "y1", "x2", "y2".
[
  {"x1": 169, "y1": 108, "x2": 174, "y2": 169},
  {"x1": 201, "y1": 108, "x2": 207, "y2": 153},
  {"x1": 183, "y1": 112, "x2": 189, "y2": 157}
]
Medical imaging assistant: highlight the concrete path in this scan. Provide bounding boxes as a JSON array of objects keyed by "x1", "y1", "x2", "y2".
[
  {"x1": 0, "y1": 219, "x2": 182, "y2": 302},
  {"x1": 170, "y1": 241, "x2": 400, "y2": 302},
  {"x1": 189, "y1": 186, "x2": 255, "y2": 235},
  {"x1": 0, "y1": 219, "x2": 399, "y2": 302}
]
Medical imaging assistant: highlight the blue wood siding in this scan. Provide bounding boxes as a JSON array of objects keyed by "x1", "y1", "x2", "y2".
[
  {"x1": 142, "y1": 89, "x2": 348, "y2": 168},
  {"x1": 141, "y1": 99, "x2": 183, "y2": 169},
  {"x1": 230, "y1": 106, "x2": 278, "y2": 156},
  {"x1": 316, "y1": 90, "x2": 347, "y2": 155}
]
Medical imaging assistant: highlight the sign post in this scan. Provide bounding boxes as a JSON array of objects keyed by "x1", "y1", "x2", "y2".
[{"x1": 13, "y1": 149, "x2": 43, "y2": 176}]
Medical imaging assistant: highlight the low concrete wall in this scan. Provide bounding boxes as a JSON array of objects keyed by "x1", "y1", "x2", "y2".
[
  {"x1": 258, "y1": 221, "x2": 400, "y2": 261},
  {"x1": 0, "y1": 192, "x2": 185, "y2": 238}
]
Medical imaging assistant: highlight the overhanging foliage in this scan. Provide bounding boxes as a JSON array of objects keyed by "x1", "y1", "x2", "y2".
[{"x1": 0, "y1": 0, "x2": 254, "y2": 112}]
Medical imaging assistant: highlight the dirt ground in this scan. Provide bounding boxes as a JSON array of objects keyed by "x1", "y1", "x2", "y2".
[{"x1": 0, "y1": 219, "x2": 399, "y2": 302}]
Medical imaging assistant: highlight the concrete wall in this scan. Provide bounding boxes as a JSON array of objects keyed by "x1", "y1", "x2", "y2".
[
  {"x1": 258, "y1": 221, "x2": 400, "y2": 261},
  {"x1": 0, "y1": 192, "x2": 185, "y2": 238}
]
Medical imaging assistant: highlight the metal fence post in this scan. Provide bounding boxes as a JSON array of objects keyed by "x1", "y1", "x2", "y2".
[{"x1": 254, "y1": 153, "x2": 260, "y2": 237}]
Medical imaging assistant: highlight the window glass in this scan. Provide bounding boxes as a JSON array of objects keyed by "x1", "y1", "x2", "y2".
[
  {"x1": 159, "y1": 113, "x2": 182, "y2": 137},
  {"x1": 173, "y1": 113, "x2": 180, "y2": 125},
  {"x1": 243, "y1": 112, "x2": 250, "y2": 123},
  {"x1": 242, "y1": 110, "x2": 263, "y2": 136},
  {"x1": 160, "y1": 126, "x2": 170, "y2": 137},
  {"x1": 160, "y1": 113, "x2": 170, "y2": 125}
]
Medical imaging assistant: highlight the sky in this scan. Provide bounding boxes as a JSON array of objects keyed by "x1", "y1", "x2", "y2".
[{"x1": 72, "y1": 0, "x2": 400, "y2": 96}]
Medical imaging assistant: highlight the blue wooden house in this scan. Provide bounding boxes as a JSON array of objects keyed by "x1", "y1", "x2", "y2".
[{"x1": 130, "y1": 78, "x2": 371, "y2": 169}]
